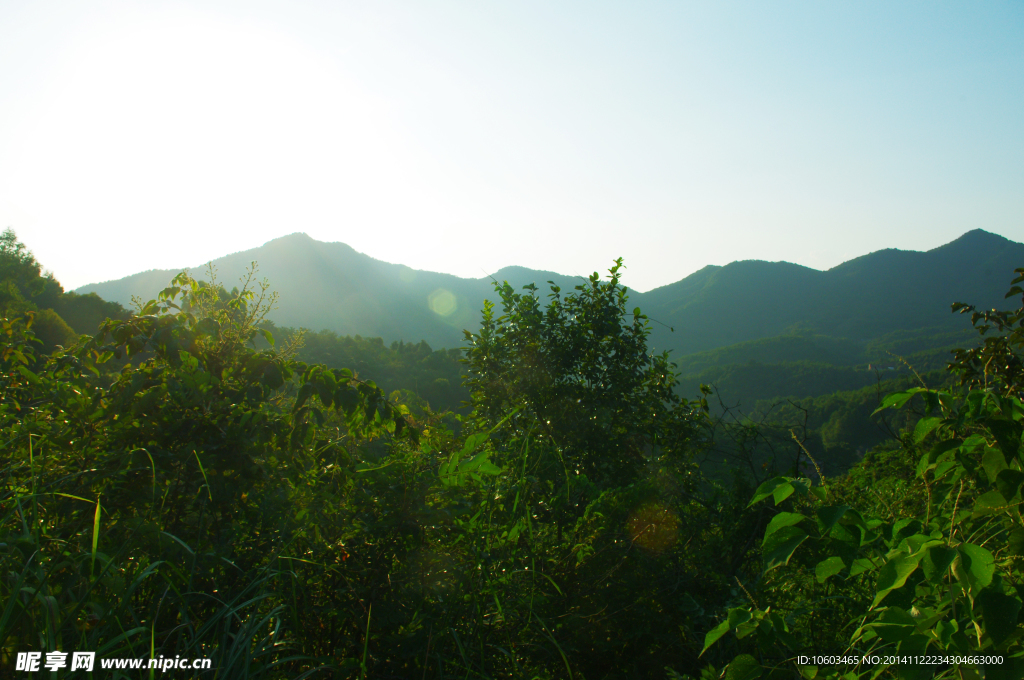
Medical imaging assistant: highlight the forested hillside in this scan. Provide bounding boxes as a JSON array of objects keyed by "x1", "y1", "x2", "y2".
[
  {"x1": 5, "y1": 233, "x2": 1024, "y2": 679},
  {"x1": 76, "y1": 230, "x2": 1021, "y2": 419},
  {"x1": 0, "y1": 228, "x2": 129, "y2": 350}
]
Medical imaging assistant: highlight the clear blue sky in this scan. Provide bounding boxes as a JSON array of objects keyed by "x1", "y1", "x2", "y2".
[{"x1": 1, "y1": 1, "x2": 1021, "y2": 292}]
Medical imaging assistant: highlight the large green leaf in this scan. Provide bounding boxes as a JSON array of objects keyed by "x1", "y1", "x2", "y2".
[
  {"x1": 872, "y1": 552, "x2": 923, "y2": 608},
  {"x1": 873, "y1": 388, "x2": 927, "y2": 414},
  {"x1": 763, "y1": 512, "x2": 805, "y2": 541},
  {"x1": 701, "y1": 608, "x2": 752, "y2": 654},
  {"x1": 982, "y1": 446, "x2": 1009, "y2": 484},
  {"x1": 749, "y1": 477, "x2": 790, "y2": 506},
  {"x1": 1008, "y1": 526, "x2": 1024, "y2": 556},
  {"x1": 459, "y1": 450, "x2": 502, "y2": 476},
  {"x1": 913, "y1": 416, "x2": 943, "y2": 443},
  {"x1": 920, "y1": 544, "x2": 956, "y2": 583},
  {"x1": 974, "y1": 589, "x2": 1022, "y2": 646},
  {"x1": 956, "y1": 543, "x2": 994, "y2": 595},
  {"x1": 723, "y1": 655, "x2": 762, "y2": 680},
  {"x1": 815, "y1": 556, "x2": 845, "y2": 583},
  {"x1": 996, "y1": 468, "x2": 1024, "y2": 501},
  {"x1": 986, "y1": 418, "x2": 1021, "y2": 463},
  {"x1": 870, "y1": 606, "x2": 916, "y2": 642},
  {"x1": 460, "y1": 431, "x2": 489, "y2": 456},
  {"x1": 762, "y1": 525, "x2": 808, "y2": 572},
  {"x1": 972, "y1": 490, "x2": 1009, "y2": 519},
  {"x1": 815, "y1": 505, "x2": 850, "y2": 537}
]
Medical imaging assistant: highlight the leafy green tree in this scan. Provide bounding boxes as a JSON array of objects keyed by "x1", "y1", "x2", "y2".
[
  {"x1": 950, "y1": 267, "x2": 1024, "y2": 398},
  {"x1": 464, "y1": 258, "x2": 706, "y2": 489}
]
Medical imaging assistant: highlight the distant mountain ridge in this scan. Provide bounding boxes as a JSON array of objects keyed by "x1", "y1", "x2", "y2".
[{"x1": 78, "y1": 230, "x2": 1024, "y2": 362}]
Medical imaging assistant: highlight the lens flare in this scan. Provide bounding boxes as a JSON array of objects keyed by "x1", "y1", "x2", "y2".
[
  {"x1": 428, "y1": 288, "x2": 457, "y2": 317},
  {"x1": 626, "y1": 501, "x2": 679, "y2": 552}
]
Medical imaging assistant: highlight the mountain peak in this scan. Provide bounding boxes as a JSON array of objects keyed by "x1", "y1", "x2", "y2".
[
  {"x1": 931, "y1": 229, "x2": 1011, "y2": 252},
  {"x1": 264, "y1": 232, "x2": 315, "y2": 246}
]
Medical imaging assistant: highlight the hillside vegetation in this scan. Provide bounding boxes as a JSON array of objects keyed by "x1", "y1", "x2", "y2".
[{"x1": 4, "y1": 233, "x2": 1024, "y2": 679}]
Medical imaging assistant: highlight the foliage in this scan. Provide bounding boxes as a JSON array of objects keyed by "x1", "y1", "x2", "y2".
[
  {"x1": 699, "y1": 274, "x2": 1024, "y2": 680},
  {"x1": 272, "y1": 327, "x2": 468, "y2": 414},
  {"x1": 463, "y1": 258, "x2": 705, "y2": 488},
  {"x1": 949, "y1": 267, "x2": 1024, "y2": 398},
  {"x1": 2, "y1": 259, "x2": 759, "y2": 679},
  {"x1": 7, "y1": 241, "x2": 1024, "y2": 680},
  {"x1": 0, "y1": 228, "x2": 128, "y2": 343},
  {"x1": 1, "y1": 268, "x2": 416, "y2": 677}
]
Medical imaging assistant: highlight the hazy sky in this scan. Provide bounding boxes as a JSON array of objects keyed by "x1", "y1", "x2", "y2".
[{"x1": 1, "y1": 1, "x2": 1021, "y2": 292}]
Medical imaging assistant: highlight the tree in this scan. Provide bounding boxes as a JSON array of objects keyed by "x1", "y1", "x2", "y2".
[
  {"x1": 949, "y1": 266, "x2": 1024, "y2": 397},
  {"x1": 463, "y1": 258, "x2": 706, "y2": 490}
]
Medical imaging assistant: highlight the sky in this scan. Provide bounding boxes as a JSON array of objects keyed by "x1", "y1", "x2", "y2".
[{"x1": 0, "y1": 1, "x2": 1021, "y2": 293}]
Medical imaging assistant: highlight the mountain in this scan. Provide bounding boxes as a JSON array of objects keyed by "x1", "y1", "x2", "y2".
[
  {"x1": 77, "y1": 233, "x2": 585, "y2": 350},
  {"x1": 77, "y1": 230, "x2": 1024, "y2": 371},
  {"x1": 641, "y1": 229, "x2": 1023, "y2": 356}
]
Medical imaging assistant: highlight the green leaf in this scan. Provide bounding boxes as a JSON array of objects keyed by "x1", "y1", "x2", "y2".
[
  {"x1": 850, "y1": 557, "x2": 877, "y2": 577},
  {"x1": 701, "y1": 608, "x2": 752, "y2": 655},
  {"x1": 701, "y1": 620, "x2": 732, "y2": 655},
  {"x1": 263, "y1": 362, "x2": 284, "y2": 390},
  {"x1": 872, "y1": 552, "x2": 923, "y2": 608},
  {"x1": 987, "y1": 419, "x2": 1021, "y2": 463},
  {"x1": 974, "y1": 589, "x2": 1022, "y2": 646},
  {"x1": 892, "y1": 518, "x2": 921, "y2": 545},
  {"x1": 816, "y1": 505, "x2": 850, "y2": 536},
  {"x1": 763, "y1": 512, "x2": 805, "y2": 541},
  {"x1": 783, "y1": 478, "x2": 812, "y2": 501},
  {"x1": 724, "y1": 654, "x2": 762, "y2": 680},
  {"x1": 982, "y1": 447, "x2": 1009, "y2": 484},
  {"x1": 920, "y1": 544, "x2": 956, "y2": 582},
  {"x1": 815, "y1": 556, "x2": 845, "y2": 583},
  {"x1": 996, "y1": 469, "x2": 1024, "y2": 501},
  {"x1": 762, "y1": 525, "x2": 808, "y2": 572},
  {"x1": 1008, "y1": 527, "x2": 1024, "y2": 556},
  {"x1": 459, "y1": 450, "x2": 501, "y2": 476},
  {"x1": 749, "y1": 477, "x2": 789, "y2": 506},
  {"x1": 15, "y1": 365, "x2": 40, "y2": 385},
  {"x1": 873, "y1": 388, "x2": 926, "y2": 414},
  {"x1": 924, "y1": 438, "x2": 961, "y2": 467},
  {"x1": 772, "y1": 482, "x2": 797, "y2": 504},
  {"x1": 460, "y1": 432, "x2": 489, "y2": 456},
  {"x1": 913, "y1": 416, "x2": 942, "y2": 443},
  {"x1": 972, "y1": 490, "x2": 1009, "y2": 518},
  {"x1": 934, "y1": 618, "x2": 958, "y2": 647},
  {"x1": 956, "y1": 543, "x2": 994, "y2": 594},
  {"x1": 870, "y1": 607, "x2": 916, "y2": 642},
  {"x1": 293, "y1": 382, "x2": 315, "y2": 411}
]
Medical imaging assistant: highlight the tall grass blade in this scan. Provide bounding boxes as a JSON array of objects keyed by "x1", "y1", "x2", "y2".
[
  {"x1": 360, "y1": 603, "x2": 372, "y2": 679},
  {"x1": 91, "y1": 496, "x2": 102, "y2": 580}
]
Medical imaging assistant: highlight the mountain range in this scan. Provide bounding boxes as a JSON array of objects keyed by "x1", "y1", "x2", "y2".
[{"x1": 78, "y1": 229, "x2": 1023, "y2": 357}]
